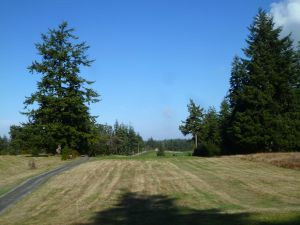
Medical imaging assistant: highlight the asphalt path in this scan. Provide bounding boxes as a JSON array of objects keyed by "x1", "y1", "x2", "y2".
[{"x1": 0, "y1": 156, "x2": 89, "y2": 214}]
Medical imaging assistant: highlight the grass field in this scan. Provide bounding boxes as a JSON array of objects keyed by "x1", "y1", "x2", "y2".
[
  {"x1": 0, "y1": 152, "x2": 300, "y2": 225},
  {"x1": 0, "y1": 155, "x2": 68, "y2": 197}
]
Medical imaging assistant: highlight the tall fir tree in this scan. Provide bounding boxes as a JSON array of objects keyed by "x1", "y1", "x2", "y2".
[
  {"x1": 23, "y1": 22, "x2": 99, "y2": 154},
  {"x1": 227, "y1": 10, "x2": 300, "y2": 153},
  {"x1": 179, "y1": 99, "x2": 204, "y2": 148}
]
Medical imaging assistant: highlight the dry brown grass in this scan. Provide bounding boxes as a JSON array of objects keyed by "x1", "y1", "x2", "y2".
[
  {"x1": 0, "y1": 156, "x2": 299, "y2": 225},
  {"x1": 0, "y1": 155, "x2": 68, "y2": 196},
  {"x1": 240, "y1": 152, "x2": 300, "y2": 170}
]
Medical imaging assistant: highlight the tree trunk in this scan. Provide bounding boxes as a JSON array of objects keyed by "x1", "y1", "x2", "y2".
[{"x1": 195, "y1": 134, "x2": 198, "y2": 148}]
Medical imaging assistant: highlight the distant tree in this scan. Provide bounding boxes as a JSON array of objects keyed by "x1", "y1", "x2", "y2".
[
  {"x1": 9, "y1": 125, "x2": 45, "y2": 155},
  {"x1": 156, "y1": 148, "x2": 165, "y2": 156},
  {"x1": 219, "y1": 98, "x2": 231, "y2": 153},
  {"x1": 0, "y1": 135, "x2": 9, "y2": 154},
  {"x1": 179, "y1": 99, "x2": 204, "y2": 148},
  {"x1": 23, "y1": 22, "x2": 99, "y2": 155},
  {"x1": 90, "y1": 121, "x2": 144, "y2": 156},
  {"x1": 128, "y1": 126, "x2": 138, "y2": 154},
  {"x1": 227, "y1": 10, "x2": 300, "y2": 152},
  {"x1": 145, "y1": 137, "x2": 156, "y2": 150},
  {"x1": 201, "y1": 107, "x2": 221, "y2": 146},
  {"x1": 89, "y1": 124, "x2": 113, "y2": 156}
]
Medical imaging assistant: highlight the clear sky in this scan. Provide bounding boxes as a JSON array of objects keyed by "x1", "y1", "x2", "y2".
[{"x1": 1, "y1": 0, "x2": 299, "y2": 140}]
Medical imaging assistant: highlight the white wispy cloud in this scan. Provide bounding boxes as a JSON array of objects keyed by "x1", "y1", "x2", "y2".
[{"x1": 270, "y1": 0, "x2": 300, "y2": 43}]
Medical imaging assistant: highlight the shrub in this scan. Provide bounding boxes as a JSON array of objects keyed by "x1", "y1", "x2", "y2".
[
  {"x1": 61, "y1": 145, "x2": 80, "y2": 160},
  {"x1": 71, "y1": 149, "x2": 80, "y2": 158},
  {"x1": 31, "y1": 147, "x2": 40, "y2": 157},
  {"x1": 193, "y1": 142, "x2": 221, "y2": 157},
  {"x1": 156, "y1": 149, "x2": 165, "y2": 156}
]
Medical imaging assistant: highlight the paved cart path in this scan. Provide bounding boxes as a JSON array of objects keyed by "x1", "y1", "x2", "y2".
[{"x1": 0, "y1": 156, "x2": 89, "y2": 214}]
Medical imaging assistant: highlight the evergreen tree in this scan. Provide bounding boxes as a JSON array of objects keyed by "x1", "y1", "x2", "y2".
[
  {"x1": 219, "y1": 98, "x2": 231, "y2": 153},
  {"x1": 228, "y1": 10, "x2": 300, "y2": 152},
  {"x1": 179, "y1": 99, "x2": 204, "y2": 148},
  {"x1": 0, "y1": 135, "x2": 9, "y2": 154},
  {"x1": 201, "y1": 107, "x2": 221, "y2": 146},
  {"x1": 23, "y1": 22, "x2": 99, "y2": 154}
]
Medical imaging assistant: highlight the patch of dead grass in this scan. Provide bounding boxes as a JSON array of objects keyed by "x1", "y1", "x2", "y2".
[{"x1": 240, "y1": 152, "x2": 300, "y2": 170}]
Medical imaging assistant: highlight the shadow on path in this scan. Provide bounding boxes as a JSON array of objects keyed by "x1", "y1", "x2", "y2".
[{"x1": 77, "y1": 192, "x2": 300, "y2": 225}]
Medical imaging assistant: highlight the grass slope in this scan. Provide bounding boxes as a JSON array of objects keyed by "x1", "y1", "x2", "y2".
[
  {"x1": 0, "y1": 155, "x2": 67, "y2": 197},
  {"x1": 0, "y1": 153, "x2": 299, "y2": 225}
]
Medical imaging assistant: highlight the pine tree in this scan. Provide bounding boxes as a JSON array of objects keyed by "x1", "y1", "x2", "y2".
[
  {"x1": 179, "y1": 99, "x2": 204, "y2": 148},
  {"x1": 219, "y1": 98, "x2": 231, "y2": 153},
  {"x1": 228, "y1": 10, "x2": 300, "y2": 152},
  {"x1": 0, "y1": 135, "x2": 9, "y2": 154},
  {"x1": 201, "y1": 107, "x2": 221, "y2": 146},
  {"x1": 23, "y1": 22, "x2": 99, "y2": 154}
]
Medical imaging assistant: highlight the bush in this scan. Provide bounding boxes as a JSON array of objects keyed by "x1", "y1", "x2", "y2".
[
  {"x1": 31, "y1": 147, "x2": 40, "y2": 157},
  {"x1": 61, "y1": 146, "x2": 80, "y2": 160},
  {"x1": 156, "y1": 149, "x2": 165, "y2": 156},
  {"x1": 193, "y1": 142, "x2": 221, "y2": 157}
]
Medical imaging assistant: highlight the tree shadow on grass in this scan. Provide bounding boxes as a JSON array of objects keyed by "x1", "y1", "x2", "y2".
[{"x1": 77, "y1": 192, "x2": 300, "y2": 225}]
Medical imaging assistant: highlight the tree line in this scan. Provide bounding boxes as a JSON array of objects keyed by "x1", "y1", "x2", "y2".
[
  {"x1": 145, "y1": 138, "x2": 193, "y2": 152},
  {"x1": 90, "y1": 121, "x2": 144, "y2": 156},
  {"x1": 180, "y1": 10, "x2": 300, "y2": 156},
  {"x1": 1, "y1": 125, "x2": 194, "y2": 156}
]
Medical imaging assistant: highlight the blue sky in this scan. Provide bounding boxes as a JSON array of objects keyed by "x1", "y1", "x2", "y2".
[{"x1": 1, "y1": 0, "x2": 298, "y2": 140}]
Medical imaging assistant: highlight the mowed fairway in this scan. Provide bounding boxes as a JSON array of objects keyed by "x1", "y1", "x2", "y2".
[{"x1": 1, "y1": 154, "x2": 300, "y2": 225}]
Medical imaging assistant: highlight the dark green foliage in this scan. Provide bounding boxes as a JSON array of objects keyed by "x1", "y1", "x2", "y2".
[
  {"x1": 179, "y1": 100, "x2": 225, "y2": 156},
  {"x1": 201, "y1": 107, "x2": 221, "y2": 146},
  {"x1": 144, "y1": 138, "x2": 193, "y2": 152},
  {"x1": 219, "y1": 98, "x2": 231, "y2": 153},
  {"x1": 61, "y1": 145, "x2": 71, "y2": 160},
  {"x1": 22, "y1": 22, "x2": 99, "y2": 155},
  {"x1": 112, "y1": 121, "x2": 144, "y2": 155},
  {"x1": 90, "y1": 122, "x2": 144, "y2": 156},
  {"x1": 0, "y1": 135, "x2": 9, "y2": 154},
  {"x1": 193, "y1": 142, "x2": 221, "y2": 157},
  {"x1": 226, "y1": 10, "x2": 300, "y2": 153},
  {"x1": 179, "y1": 99, "x2": 204, "y2": 148},
  {"x1": 89, "y1": 124, "x2": 114, "y2": 156},
  {"x1": 61, "y1": 145, "x2": 79, "y2": 160},
  {"x1": 9, "y1": 125, "x2": 39, "y2": 155},
  {"x1": 156, "y1": 148, "x2": 165, "y2": 156},
  {"x1": 9, "y1": 124, "x2": 55, "y2": 155}
]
